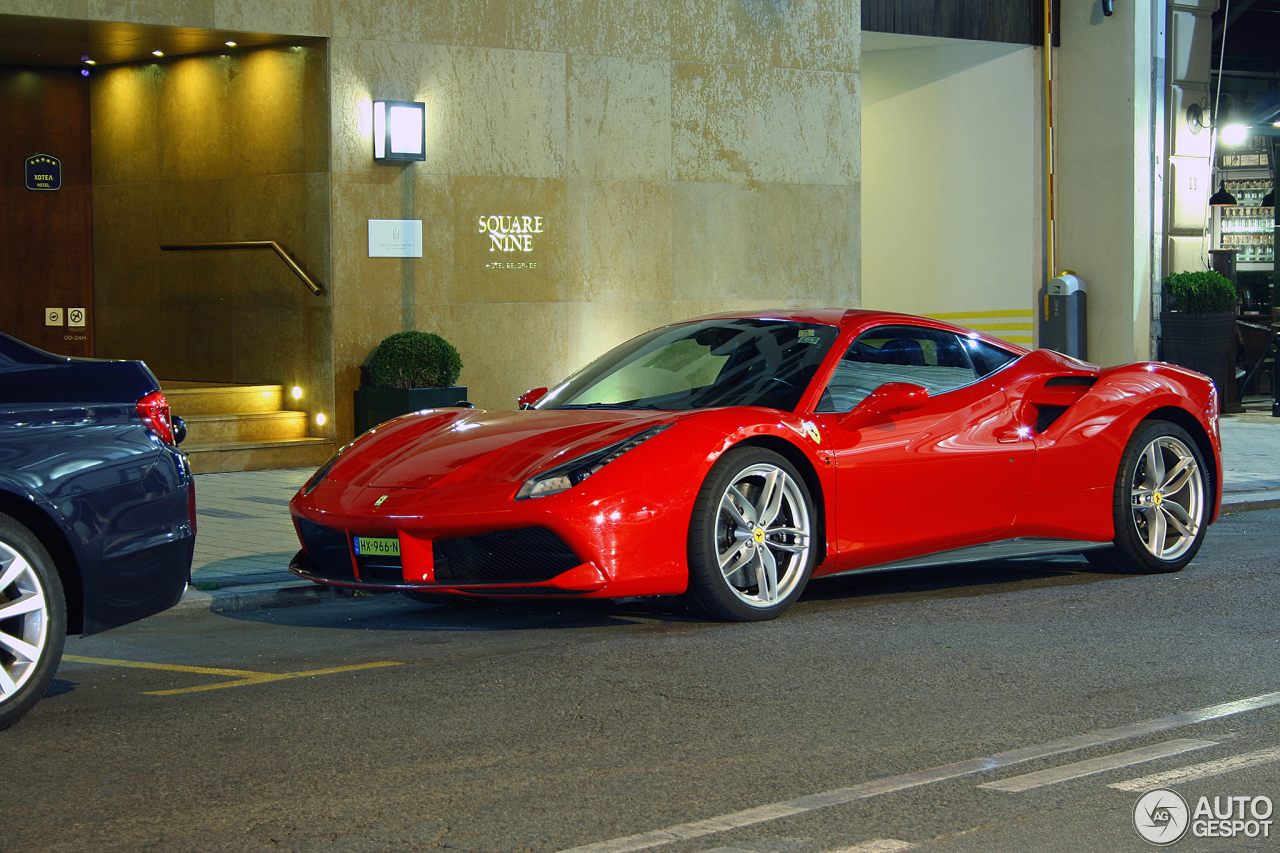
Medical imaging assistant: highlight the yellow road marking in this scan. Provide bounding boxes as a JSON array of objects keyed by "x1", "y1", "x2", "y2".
[
  {"x1": 64, "y1": 655, "x2": 264, "y2": 677},
  {"x1": 62, "y1": 654, "x2": 402, "y2": 696}
]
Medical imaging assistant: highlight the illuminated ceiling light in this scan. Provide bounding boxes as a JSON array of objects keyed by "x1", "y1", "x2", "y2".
[
  {"x1": 224, "y1": 41, "x2": 237, "y2": 47},
  {"x1": 1220, "y1": 124, "x2": 1249, "y2": 146},
  {"x1": 151, "y1": 50, "x2": 164, "y2": 57},
  {"x1": 372, "y1": 100, "x2": 426, "y2": 162}
]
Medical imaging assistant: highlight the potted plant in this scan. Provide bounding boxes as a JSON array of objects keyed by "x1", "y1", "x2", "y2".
[
  {"x1": 355, "y1": 331, "x2": 467, "y2": 433},
  {"x1": 1159, "y1": 270, "x2": 1238, "y2": 412}
]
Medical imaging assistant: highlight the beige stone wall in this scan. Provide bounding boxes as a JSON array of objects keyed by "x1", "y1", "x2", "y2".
[
  {"x1": 322, "y1": 1, "x2": 862, "y2": 436},
  {"x1": 15, "y1": 0, "x2": 862, "y2": 442},
  {"x1": 861, "y1": 40, "x2": 1041, "y2": 331},
  {"x1": 1055, "y1": 0, "x2": 1157, "y2": 366},
  {"x1": 91, "y1": 43, "x2": 333, "y2": 429}
]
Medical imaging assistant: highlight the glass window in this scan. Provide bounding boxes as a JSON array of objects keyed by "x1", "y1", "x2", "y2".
[
  {"x1": 816, "y1": 326, "x2": 978, "y2": 413},
  {"x1": 963, "y1": 337, "x2": 1020, "y2": 377},
  {"x1": 539, "y1": 318, "x2": 840, "y2": 412}
]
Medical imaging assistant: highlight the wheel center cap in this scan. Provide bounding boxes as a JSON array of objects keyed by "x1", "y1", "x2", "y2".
[
  {"x1": 1152, "y1": 491, "x2": 1164, "y2": 506},
  {"x1": 753, "y1": 527, "x2": 766, "y2": 544}
]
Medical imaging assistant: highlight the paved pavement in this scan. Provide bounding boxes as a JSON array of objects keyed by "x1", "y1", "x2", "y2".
[{"x1": 176, "y1": 407, "x2": 1280, "y2": 614}]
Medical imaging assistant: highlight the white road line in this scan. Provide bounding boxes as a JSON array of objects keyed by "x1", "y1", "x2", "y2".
[
  {"x1": 827, "y1": 840, "x2": 917, "y2": 853},
  {"x1": 556, "y1": 690, "x2": 1280, "y2": 853},
  {"x1": 1109, "y1": 745, "x2": 1280, "y2": 792},
  {"x1": 978, "y1": 738, "x2": 1218, "y2": 793}
]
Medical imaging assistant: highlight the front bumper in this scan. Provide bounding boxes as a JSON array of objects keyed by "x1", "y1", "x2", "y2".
[{"x1": 289, "y1": 519, "x2": 608, "y2": 594}]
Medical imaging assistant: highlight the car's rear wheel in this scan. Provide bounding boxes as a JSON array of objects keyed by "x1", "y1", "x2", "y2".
[
  {"x1": 686, "y1": 447, "x2": 816, "y2": 621},
  {"x1": 1085, "y1": 421, "x2": 1209, "y2": 574},
  {"x1": 0, "y1": 513, "x2": 66, "y2": 730}
]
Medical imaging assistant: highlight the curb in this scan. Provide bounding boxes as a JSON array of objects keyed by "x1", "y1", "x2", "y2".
[
  {"x1": 169, "y1": 579, "x2": 351, "y2": 616},
  {"x1": 1221, "y1": 495, "x2": 1280, "y2": 513}
]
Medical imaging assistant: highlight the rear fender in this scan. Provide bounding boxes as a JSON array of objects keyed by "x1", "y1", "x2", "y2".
[{"x1": 1021, "y1": 363, "x2": 1218, "y2": 498}]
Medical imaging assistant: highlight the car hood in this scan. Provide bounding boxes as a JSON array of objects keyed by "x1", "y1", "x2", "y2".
[{"x1": 328, "y1": 408, "x2": 687, "y2": 490}]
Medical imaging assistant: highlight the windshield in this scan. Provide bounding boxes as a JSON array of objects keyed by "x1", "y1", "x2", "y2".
[{"x1": 538, "y1": 318, "x2": 840, "y2": 412}]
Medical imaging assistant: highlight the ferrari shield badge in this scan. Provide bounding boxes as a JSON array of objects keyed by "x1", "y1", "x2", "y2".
[
  {"x1": 802, "y1": 421, "x2": 822, "y2": 444},
  {"x1": 373, "y1": 495, "x2": 390, "y2": 507}
]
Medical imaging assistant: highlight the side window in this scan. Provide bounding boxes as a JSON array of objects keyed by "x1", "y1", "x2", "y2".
[
  {"x1": 816, "y1": 326, "x2": 979, "y2": 412},
  {"x1": 963, "y1": 338, "x2": 1019, "y2": 377}
]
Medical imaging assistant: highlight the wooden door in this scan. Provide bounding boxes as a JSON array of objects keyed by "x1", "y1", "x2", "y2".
[{"x1": 0, "y1": 67, "x2": 93, "y2": 357}]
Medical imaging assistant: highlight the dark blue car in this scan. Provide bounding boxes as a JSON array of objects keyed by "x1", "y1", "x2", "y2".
[{"x1": 0, "y1": 334, "x2": 195, "y2": 729}]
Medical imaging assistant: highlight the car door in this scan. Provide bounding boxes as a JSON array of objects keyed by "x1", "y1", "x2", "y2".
[{"x1": 811, "y1": 325, "x2": 1034, "y2": 568}]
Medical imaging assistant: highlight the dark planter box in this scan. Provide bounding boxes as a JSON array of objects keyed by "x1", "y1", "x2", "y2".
[
  {"x1": 1159, "y1": 312, "x2": 1235, "y2": 412},
  {"x1": 355, "y1": 385, "x2": 469, "y2": 434}
]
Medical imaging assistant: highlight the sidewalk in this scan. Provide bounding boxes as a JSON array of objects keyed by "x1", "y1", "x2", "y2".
[{"x1": 177, "y1": 411, "x2": 1280, "y2": 613}]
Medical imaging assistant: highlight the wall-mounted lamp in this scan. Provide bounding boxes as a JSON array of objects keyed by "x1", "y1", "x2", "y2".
[
  {"x1": 373, "y1": 100, "x2": 426, "y2": 162},
  {"x1": 1220, "y1": 124, "x2": 1250, "y2": 146},
  {"x1": 1209, "y1": 182, "x2": 1238, "y2": 206}
]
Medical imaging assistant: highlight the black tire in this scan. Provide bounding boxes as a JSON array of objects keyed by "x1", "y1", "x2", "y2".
[
  {"x1": 686, "y1": 447, "x2": 817, "y2": 621},
  {"x1": 0, "y1": 513, "x2": 67, "y2": 731},
  {"x1": 1085, "y1": 420, "x2": 1209, "y2": 575}
]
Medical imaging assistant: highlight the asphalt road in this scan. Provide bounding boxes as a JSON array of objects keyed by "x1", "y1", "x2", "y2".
[{"x1": 6, "y1": 508, "x2": 1280, "y2": 853}]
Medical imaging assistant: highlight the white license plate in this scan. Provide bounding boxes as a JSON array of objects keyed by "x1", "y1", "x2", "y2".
[{"x1": 353, "y1": 536, "x2": 400, "y2": 556}]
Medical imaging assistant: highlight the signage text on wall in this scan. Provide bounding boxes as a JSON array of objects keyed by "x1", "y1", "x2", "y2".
[
  {"x1": 368, "y1": 219, "x2": 423, "y2": 258},
  {"x1": 25, "y1": 154, "x2": 61, "y2": 191},
  {"x1": 478, "y1": 215, "x2": 544, "y2": 253}
]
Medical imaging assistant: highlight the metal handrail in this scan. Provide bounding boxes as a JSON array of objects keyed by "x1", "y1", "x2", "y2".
[{"x1": 160, "y1": 241, "x2": 324, "y2": 296}]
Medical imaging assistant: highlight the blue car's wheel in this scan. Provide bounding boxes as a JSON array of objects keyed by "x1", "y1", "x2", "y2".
[
  {"x1": 0, "y1": 513, "x2": 66, "y2": 730},
  {"x1": 687, "y1": 447, "x2": 816, "y2": 621}
]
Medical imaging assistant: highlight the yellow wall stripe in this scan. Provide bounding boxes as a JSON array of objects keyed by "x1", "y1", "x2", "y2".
[{"x1": 923, "y1": 309, "x2": 1035, "y2": 347}]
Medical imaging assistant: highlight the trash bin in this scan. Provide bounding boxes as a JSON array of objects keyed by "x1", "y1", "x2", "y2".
[{"x1": 1038, "y1": 271, "x2": 1087, "y2": 359}]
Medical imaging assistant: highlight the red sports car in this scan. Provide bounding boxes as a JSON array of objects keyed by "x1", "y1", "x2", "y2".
[{"x1": 289, "y1": 309, "x2": 1221, "y2": 621}]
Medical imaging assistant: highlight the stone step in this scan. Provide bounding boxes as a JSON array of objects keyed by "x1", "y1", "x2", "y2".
[
  {"x1": 184, "y1": 437, "x2": 336, "y2": 475},
  {"x1": 181, "y1": 410, "x2": 310, "y2": 444},
  {"x1": 160, "y1": 381, "x2": 326, "y2": 474},
  {"x1": 163, "y1": 382, "x2": 288, "y2": 416}
]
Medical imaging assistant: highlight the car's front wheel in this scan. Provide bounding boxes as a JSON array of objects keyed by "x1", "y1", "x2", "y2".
[
  {"x1": 686, "y1": 447, "x2": 816, "y2": 621},
  {"x1": 0, "y1": 513, "x2": 67, "y2": 730},
  {"x1": 1086, "y1": 420, "x2": 1209, "y2": 574}
]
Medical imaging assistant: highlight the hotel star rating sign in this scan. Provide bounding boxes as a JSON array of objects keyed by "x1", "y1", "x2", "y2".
[{"x1": 25, "y1": 153, "x2": 61, "y2": 191}]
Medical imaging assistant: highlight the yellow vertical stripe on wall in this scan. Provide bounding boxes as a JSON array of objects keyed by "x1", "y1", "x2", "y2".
[{"x1": 925, "y1": 309, "x2": 1035, "y2": 346}]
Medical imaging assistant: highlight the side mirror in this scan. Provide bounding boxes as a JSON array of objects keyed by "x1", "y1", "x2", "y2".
[
  {"x1": 838, "y1": 382, "x2": 928, "y2": 429},
  {"x1": 518, "y1": 387, "x2": 548, "y2": 409}
]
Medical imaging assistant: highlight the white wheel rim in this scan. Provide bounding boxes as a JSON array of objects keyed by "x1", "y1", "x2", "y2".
[
  {"x1": 715, "y1": 462, "x2": 812, "y2": 609},
  {"x1": 0, "y1": 540, "x2": 50, "y2": 701},
  {"x1": 1128, "y1": 435, "x2": 1205, "y2": 562}
]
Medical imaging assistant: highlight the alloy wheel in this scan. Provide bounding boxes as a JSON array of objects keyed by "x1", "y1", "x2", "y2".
[
  {"x1": 715, "y1": 462, "x2": 812, "y2": 609},
  {"x1": 0, "y1": 539, "x2": 51, "y2": 701},
  {"x1": 1128, "y1": 434, "x2": 1205, "y2": 562}
]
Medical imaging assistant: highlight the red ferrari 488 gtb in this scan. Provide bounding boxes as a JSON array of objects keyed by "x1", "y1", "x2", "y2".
[{"x1": 289, "y1": 309, "x2": 1221, "y2": 621}]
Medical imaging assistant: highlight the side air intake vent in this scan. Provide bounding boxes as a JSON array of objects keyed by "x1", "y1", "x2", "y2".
[{"x1": 1035, "y1": 405, "x2": 1069, "y2": 433}]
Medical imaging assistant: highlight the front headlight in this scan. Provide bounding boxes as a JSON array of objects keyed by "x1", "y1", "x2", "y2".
[{"x1": 515, "y1": 425, "x2": 671, "y2": 500}]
